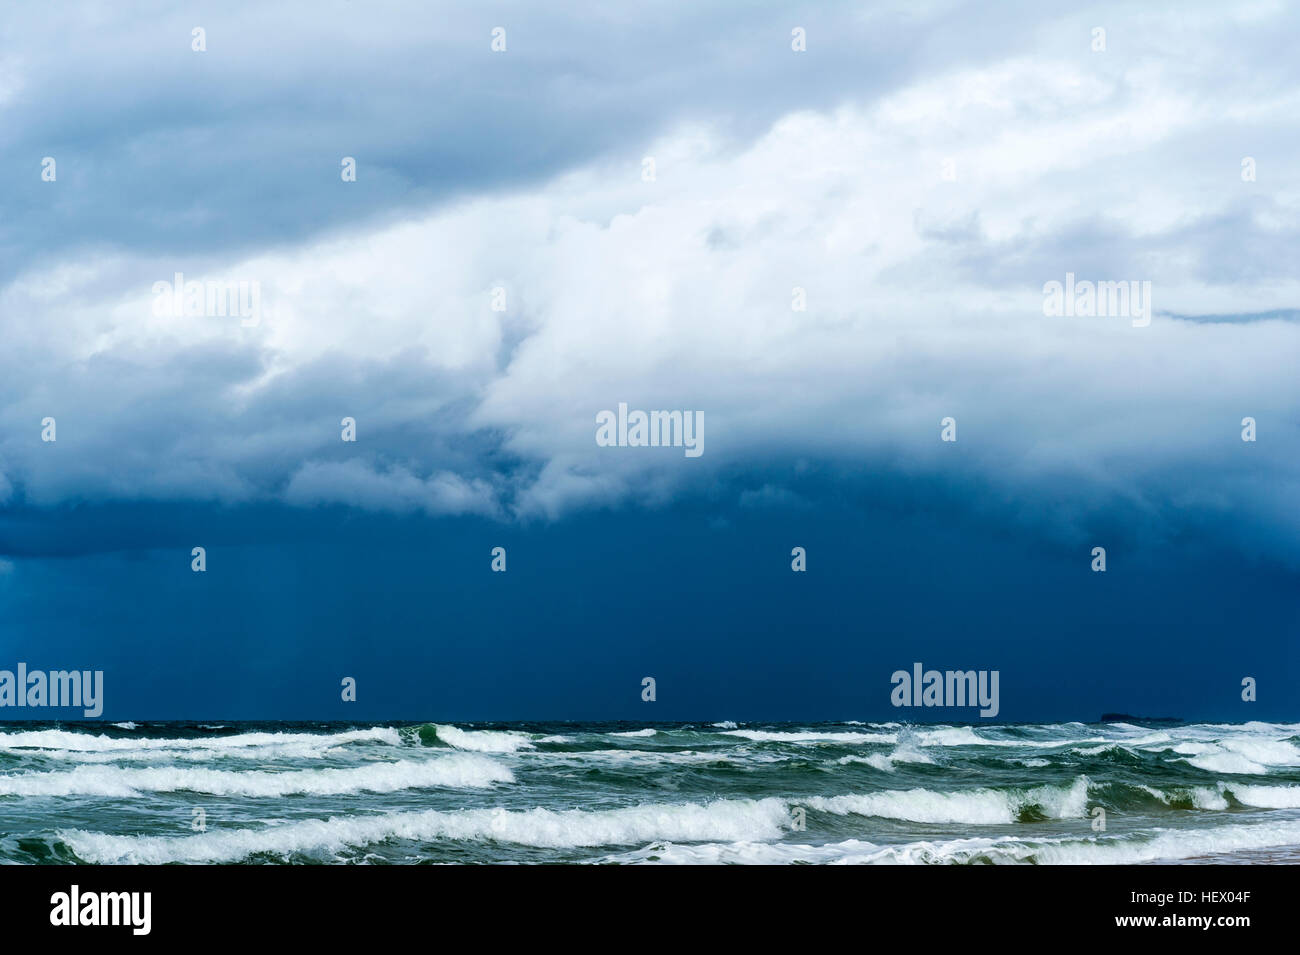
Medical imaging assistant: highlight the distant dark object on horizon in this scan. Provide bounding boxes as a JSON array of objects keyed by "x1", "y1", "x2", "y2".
[{"x1": 1100, "y1": 713, "x2": 1182, "y2": 724}]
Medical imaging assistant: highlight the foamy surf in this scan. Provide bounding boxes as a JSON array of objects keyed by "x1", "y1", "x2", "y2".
[
  {"x1": 0, "y1": 727, "x2": 401, "y2": 753},
  {"x1": 804, "y1": 777, "x2": 1091, "y2": 825},
  {"x1": 722, "y1": 729, "x2": 897, "y2": 744},
  {"x1": 6, "y1": 719, "x2": 1300, "y2": 865},
  {"x1": 0, "y1": 755, "x2": 513, "y2": 797},
  {"x1": 604, "y1": 819, "x2": 1300, "y2": 865},
  {"x1": 420, "y1": 724, "x2": 535, "y2": 753},
  {"x1": 57, "y1": 798, "x2": 792, "y2": 863}
]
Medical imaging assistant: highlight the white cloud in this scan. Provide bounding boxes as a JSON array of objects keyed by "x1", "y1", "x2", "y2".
[
  {"x1": 283, "y1": 460, "x2": 500, "y2": 518},
  {"x1": 1, "y1": 9, "x2": 1297, "y2": 549}
]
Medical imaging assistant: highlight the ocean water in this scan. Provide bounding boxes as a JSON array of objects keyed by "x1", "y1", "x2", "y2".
[{"x1": 3, "y1": 719, "x2": 1300, "y2": 864}]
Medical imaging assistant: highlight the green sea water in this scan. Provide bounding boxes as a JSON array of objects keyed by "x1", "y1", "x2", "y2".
[{"x1": 2, "y1": 719, "x2": 1298, "y2": 864}]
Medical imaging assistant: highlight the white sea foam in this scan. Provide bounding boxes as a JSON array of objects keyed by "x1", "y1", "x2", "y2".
[
  {"x1": 520, "y1": 748, "x2": 740, "y2": 767},
  {"x1": 1184, "y1": 752, "x2": 1267, "y2": 774},
  {"x1": 612, "y1": 819, "x2": 1300, "y2": 865},
  {"x1": 606, "y1": 839, "x2": 889, "y2": 865},
  {"x1": 431, "y1": 725, "x2": 534, "y2": 753},
  {"x1": 0, "y1": 755, "x2": 513, "y2": 797},
  {"x1": 1013, "y1": 820, "x2": 1300, "y2": 865},
  {"x1": 915, "y1": 727, "x2": 1108, "y2": 749},
  {"x1": 722, "y1": 730, "x2": 896, "y2": 744},
  {"x1": 1173, "y1": 736, "x2": 1300, "y2": 775},
  {"x1": 0, "y1": 727, "x2": 401, "y2": 753},
  {"x1": 1171, "y1": 742, "x2": 1217, "y2": 755},
  {"x1": 1221, "y1": 783, "x2": 1300, "y2": 809},
  {"x1": 30, "y1": 741, "x2": 361, "y2": 764},
  {"x1": 837, "y1": 742, "x2": 935, "y2": 772},
  {"x1": 1138, "y1": 785, "x2": 1228, "y2": 810},
  {"x1": 22, "y1": 719, "x2": 1300, "y2": 867},
  {"x1": 915, "y1": 727, "x2": 987, "y2": 747},
  {"x1": 837, "y1": 755, "x2": 894, "y2": 771},
  {"x1": 803, "y1": 776, "x2": 1090, "y2": 825},
  {"x1": 1187, "y1": 787, "x2": 1230, "y2": 811},
  {"x1": 1194, "y1": 721, "x2": 1300, "y2": 734},
  {"x1": 1221, "y1": 738, "x2": 1300, "y2": 765},
  {"x1": 58, "y1": 797, "x2": 792, "y2": 863}
]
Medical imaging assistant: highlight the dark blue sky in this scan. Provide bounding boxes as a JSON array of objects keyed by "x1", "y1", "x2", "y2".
[
  {"x1": 1, "y1": 2, "x2": 1298, "y2": 720},
  {"x1": 2, "y1": 468, "x2": 1296, "y2": 721}
]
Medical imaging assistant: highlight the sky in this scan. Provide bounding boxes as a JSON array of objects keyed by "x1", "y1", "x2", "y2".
[{"x1": 0, "y1": 0, "x2": 1297, "y2": 721}]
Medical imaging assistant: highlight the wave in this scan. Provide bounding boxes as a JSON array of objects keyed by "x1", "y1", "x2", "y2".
[
  {"x1": 837, "y1": 742, "x2": 936, "y2": 772},
  {"x1": 915, "y1": 727, "x2": 1111, "y2": 749},
  {"x1": 976, "y1": 819, "x2": 1300, "y2": 865},
  {"x1": 26, "y1": 742, "x2": 375, "y2": 765},
  {"x1": 802, "y1": 776, "x2": 1090, "y2": 824},
  {"x1": 1222, "y1": 738, "x2": 1300, "y2": 764},
  {"x1": 605, "y1": 839, "x2": 889, "y2": 865},
  {"x1": 519, "y1": 748, "x2": 739, "y2": 767},
  {"x1": 914, "y1": 727, "x2": 987, "y2": 747},
  {"x1": 15, "y1": 719, "x2": 1300, "y2": 867},
  {"x1": 0, "y1": 727, "x2": 401, "y2": 754},
  {"x1": 0, "y1": 755, "x2": 513, "y2": 797},
  {"x1": 1136, "y1": 784, "x2": 1228, "y2": 811},
  {"x1": 1178, "y1": 739, "x2": 1300, "y2": 775},
  {"x1": 1222, "y1": 783, "x2": 1300, "y2": 809},
  {"x1": 1192, "y1": 721, "x2": 1300, "y2": 734},
  {"x1": 722, "y1": 730, "x2": 896, "y2": 744},
  {"x1": 604, "y1": 819, "x2": 1300, "y2": 865},
  {"x1": 419, "y1": 725, "x2": 534, "y2": 753},
  {"x1": 57, "y1": 797, "x2": 792, "y2": 863},
  {"x1": 1184, "y1": 752, "x2": 1269, "y2": 774}
]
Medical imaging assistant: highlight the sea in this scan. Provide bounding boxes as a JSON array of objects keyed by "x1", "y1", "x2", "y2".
[{"x1": 2, "y1": 719, "x2": 1299, "y2": 864}]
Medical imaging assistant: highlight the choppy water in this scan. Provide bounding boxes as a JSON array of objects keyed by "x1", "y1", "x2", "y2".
[{"x1": 3, "y1": 719, "x2": 1300, "y2": 864}]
